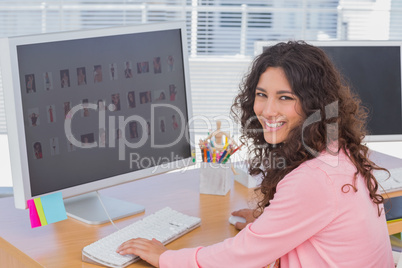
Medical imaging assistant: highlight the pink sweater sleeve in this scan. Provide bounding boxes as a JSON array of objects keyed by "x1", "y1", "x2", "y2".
[{"x1": 160, "y1": 167, "x2": 337, "y2": 268}]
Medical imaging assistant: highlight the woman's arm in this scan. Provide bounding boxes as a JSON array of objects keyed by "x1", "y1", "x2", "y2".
[
  {"x1": 117, "y1": 167, "x2": 336, "y2": 268},
  {"x1": 160, "y1": 168, "x2": 337, "y2": 268}
]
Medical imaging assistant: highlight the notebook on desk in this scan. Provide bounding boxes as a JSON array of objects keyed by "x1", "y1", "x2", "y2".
[{"x1": 384, "y1": 196, "x2": 402, "y2": 221}]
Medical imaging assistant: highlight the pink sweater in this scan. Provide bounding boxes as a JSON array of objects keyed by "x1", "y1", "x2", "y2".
[{"x1": 160, "y1": 150, "x2": 393, "y2": 267}]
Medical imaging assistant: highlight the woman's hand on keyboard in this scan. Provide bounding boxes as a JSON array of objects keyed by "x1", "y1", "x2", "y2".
[{"x1": 117, "y1": 238, "x2": 167, "y2": 267}]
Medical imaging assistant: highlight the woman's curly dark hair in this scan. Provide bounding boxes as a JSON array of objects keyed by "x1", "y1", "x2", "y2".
[{"x1": 231, "y1": 41, "x2": 388, "y2": 215}]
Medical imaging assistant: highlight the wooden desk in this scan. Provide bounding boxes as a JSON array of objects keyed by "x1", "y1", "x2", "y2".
[
  {"x1": 0, "y1": 168, "x2": 255, "y2": 268},
  {"x1": 0, "y1": 167, "x2": 400, "y2": 268}
]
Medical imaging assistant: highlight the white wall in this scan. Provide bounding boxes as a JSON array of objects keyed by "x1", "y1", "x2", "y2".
[{"x1": 0, "y1": 134, "x2": 12, "y2": 187}]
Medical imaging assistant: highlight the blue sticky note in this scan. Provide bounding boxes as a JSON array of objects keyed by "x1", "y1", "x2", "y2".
[{"x1": 40, "y1": 192, "x2": 67, "y2": 224}]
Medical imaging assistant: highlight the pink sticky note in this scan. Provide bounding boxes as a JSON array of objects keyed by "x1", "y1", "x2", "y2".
[{"x1": 27, "y1": 199, "x2": 41, "y2": 228}]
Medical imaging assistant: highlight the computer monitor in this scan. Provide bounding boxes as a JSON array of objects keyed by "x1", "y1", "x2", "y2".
[
  {"x1": 254, "y1": 40, "x2": 402, "y2": 142},
  {"x1": 0, "y1": 21, "x2": 195, "y2": 224}
]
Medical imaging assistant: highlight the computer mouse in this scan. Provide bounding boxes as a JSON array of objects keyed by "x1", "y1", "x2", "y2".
[{"x1": 228, "y1": 215, "x2": 246, "y2": 226}]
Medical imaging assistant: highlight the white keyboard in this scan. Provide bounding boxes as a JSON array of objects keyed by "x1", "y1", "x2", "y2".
[
  {"x1": 375, "y1": 168, "x2": 402, "y2": 193},
  {"x1": 369, "y1": 150, "x2": 402, "y2": 193},
  {"x1": 82, "y1": 207, "x2": 201, "y2": 268}
]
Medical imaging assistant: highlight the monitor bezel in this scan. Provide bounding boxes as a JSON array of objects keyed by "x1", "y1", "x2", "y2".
[
  {"x1": 254, "y1": 40, "x2": 402, "y2": 143},
  {"x1": 0, "y1": 21, "x2": 196, "y2": 209}
]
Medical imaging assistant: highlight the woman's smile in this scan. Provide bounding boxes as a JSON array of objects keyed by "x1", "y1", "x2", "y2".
[{"x1": 253, "y1": 67, "x2": 303, "y2": 144}]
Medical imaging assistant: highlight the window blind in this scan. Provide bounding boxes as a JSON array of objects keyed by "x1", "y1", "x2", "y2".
[{"x1": 0, "y1": 0, "x2": 401, "y2": 135}]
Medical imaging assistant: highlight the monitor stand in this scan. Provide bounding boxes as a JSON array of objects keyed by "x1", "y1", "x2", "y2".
[{"x1": 64, "y1": 192, "x2": 145, "y2": 225}]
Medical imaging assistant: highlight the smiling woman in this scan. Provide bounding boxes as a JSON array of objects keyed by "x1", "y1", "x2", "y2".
[
  {"x1": 234, "y1": 41, "x2": 388, "y2": 212},
  {"x1": 253, "y1": 67, "x2": 304, "y2": 145},
  {"x1": 115, "y1": 41, "x2": 394, "y2": 267}
]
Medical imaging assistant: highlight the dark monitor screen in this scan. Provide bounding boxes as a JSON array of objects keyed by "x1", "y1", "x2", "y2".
[{"x1": 319, "y1": 45, "x2": 402, "y2": 138}]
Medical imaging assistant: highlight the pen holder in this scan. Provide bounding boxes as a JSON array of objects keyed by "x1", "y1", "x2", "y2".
[{"x1": 199, "y1": 162, "x2": 233, "y2": 196}]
